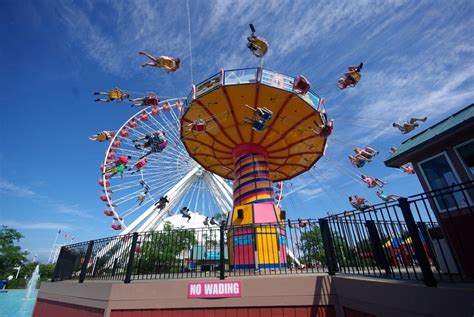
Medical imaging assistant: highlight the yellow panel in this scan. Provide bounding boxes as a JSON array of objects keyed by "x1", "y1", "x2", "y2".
[
  {"x1": 231, "y1": 204, "x2": 253, "y2": 226},
  {"x1": 256, "y1": 228, "x2": 279, "y2": 264},
  {"x1": 238, "y1": 194, "x2": 272, "y2": 206}
]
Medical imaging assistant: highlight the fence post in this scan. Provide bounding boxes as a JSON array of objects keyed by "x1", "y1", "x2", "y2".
[
  {"x1": 79, "y1": 240, "x2": 94, "y2": 283},
  {"x1": 365, "y1": 220, "x2": 391, "y2": 275},
  {"x1": 111, "y1": 258, "x2": 118, "y2": 278},
  {"x1": 92, "y1": 257, "x2": 100, "y2": 278},
  {"x1": 52, "y1": 246, "x2": 65, "y2": 282},
  {"x1": 398, "y1": 198, "x2": 437, "y2": 287},
  {"x1": 417, "y1": 222, "x2": 439, "y2": 271},
  {"x1": 319, "y1": 218, "x2": 338, "y2": 275},
  {"x1": 219, "y1": 223, "x2": 226, "y2": 280},
  {"x1": 124, "y1": 232, "x2": 139, "y2": 284}
]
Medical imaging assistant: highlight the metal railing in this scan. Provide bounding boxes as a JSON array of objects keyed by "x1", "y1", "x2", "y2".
[
  {"x1": 321, "y1": 181, "x2": 474, "y2": 286},
  {"x1": 183, "y1": 67, "x2": 324, "y2": 112},
  {"x1": 53, "y1": 182, "x2": 473, "y2": 286}
]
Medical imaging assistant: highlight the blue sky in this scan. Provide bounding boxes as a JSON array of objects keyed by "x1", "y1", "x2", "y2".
[{"x1": 0, "y1": 1, "x2": 473, "y2": 262}]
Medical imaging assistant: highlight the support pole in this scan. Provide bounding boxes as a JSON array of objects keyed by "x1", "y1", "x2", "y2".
[
  {"x1": 219, "y1": 223, "x2": 226, "y2": 280},
  {"x1": 124, "y1": 232, "x2": 139, "y2": 284},
  {"x1": 398, "y1": 198, "x2": 437, "y2": 287},
  {"x1": 79, "y1": 241, "x2": 94, "y2": 283},
  {"x1": 52, "y1": 247, "x2": 65, "y2": 282},
  {"x1": 319, "y1": 218, "x2": 338, "y2": 275},
  {"x1": 366, "y1": 220, "x2": 391, "y2": 275}
]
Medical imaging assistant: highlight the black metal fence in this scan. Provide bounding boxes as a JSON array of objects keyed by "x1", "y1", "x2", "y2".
[
  {"x1": 320, "y1": 181, "x2": 474, "y2": 286},
  {"x1": 53, "y1": 181, "x2": 473, "y2": 286}
]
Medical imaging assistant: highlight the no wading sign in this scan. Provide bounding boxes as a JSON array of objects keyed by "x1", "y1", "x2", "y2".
[{"x1": 188, "y1": 281, "x2": 241, "y2": 299}]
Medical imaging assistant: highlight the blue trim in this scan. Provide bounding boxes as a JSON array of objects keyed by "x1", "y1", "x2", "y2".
[
  {"x1": 249, "y1": 198, "x2": 275, "y2": 204},
  {"x1": 230, "y1": 264, "x2": 256, "y2": 270},
  {"x1": 259, "y1": 263, "x2": 287, "y2": 269},
  {"x1": 235, "y1": 188, "x2": 273, "y2": 202},
  {"x1": 230, "y1": 263, "x2": 287, "y2": 270},
  {"x1": 238, "y1": 170, "x2": 270, "y2": 180},
  {"x1": 235, "y1": 152, "x2": 255, "y2": 163},
  {"x1": 234, "y1": 178, "x2": 271, "y2": 191},
  {"x1": 235, "y1": 161, "x2": 268, "y2": 176},
  {"x1": 234, "y1": 234, "x2": 254, "y2": 246}
]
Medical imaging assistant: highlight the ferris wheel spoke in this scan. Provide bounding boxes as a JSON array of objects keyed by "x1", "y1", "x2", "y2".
[
  {"x1": 147, "y1": 111, "x2": 178, "y2": 138},
  {"x1": 151, "y1": 108, "x2": 182, "y2": 143},
  {"x1": 101, "y1": 98, "x2": 234, "y2": 233}
]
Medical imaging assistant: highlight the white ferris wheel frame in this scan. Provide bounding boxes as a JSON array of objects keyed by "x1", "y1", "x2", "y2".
[{"x1": 100, "y1": 97, "x2": 235, "y2": 234}]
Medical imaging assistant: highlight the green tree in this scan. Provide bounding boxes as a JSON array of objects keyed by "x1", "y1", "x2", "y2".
[
  {"x1": 299, "y1": 227, "x2": 353, "y2": 268},
  {"x1": 21, "y1": 262, "x2": 38, "y2": 279},
  {"x1": 136, "y1": 222, "x2": 197, "y2": 274},
  {"x1": 300, "y1": 227, "x2": 326, "y2": 265},
  {"x1": 0, "y1": 226, "x2": 28, "y2": 279},
  {"x1": 213, "y1": 213, "x2": 227, "y2": 224},
  {"x1": 39, "y1": 263, "x2": 55, "y2": 282}
]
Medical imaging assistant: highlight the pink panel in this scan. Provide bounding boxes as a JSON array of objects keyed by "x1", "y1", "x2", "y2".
[
  {"x1": 279, "y1": 246, "x2": 287, "y2": 263},
  {"x1": 234, "y1": 245, "x2": 255, "y2": 265},
  {"x1": 234, "y1": 228, "x2": 253, "y2": 235},
  {"x1": 253, "y1": 203, "x2": 277, "y2": 224}
]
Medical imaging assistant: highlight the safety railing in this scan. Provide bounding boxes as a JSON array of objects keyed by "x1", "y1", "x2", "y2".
[
  {"x1": 183, "y1": 67, "x2": 323, "y2": 112},
  {"x1": 53, "y1": 181, "x2": 473, "y2": 286},
  {"x1": 321, "y1": 181, "x2": 474, "y2": 286}
]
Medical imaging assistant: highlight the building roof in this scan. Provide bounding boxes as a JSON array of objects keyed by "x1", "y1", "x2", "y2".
[{"x1": 385, "y1": 104, "x2": 474, "y2": 167}]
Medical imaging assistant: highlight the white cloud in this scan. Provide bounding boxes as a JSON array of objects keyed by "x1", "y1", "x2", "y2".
[
  {"x1": 0, "y1": 180, "x2": 36, "y2": 198},
  {"x1": 1, "y1": 220, "x2": 72, "y2": 230},
  {"x1": 0, "y1": 178, "x2": 93, "y2": 219},
  {"x1": 53, "y1": 203, "x2": 94, "y2": 219},
  {"x1": 45, "y1": 1, "x2": 473, "y2": 216}
]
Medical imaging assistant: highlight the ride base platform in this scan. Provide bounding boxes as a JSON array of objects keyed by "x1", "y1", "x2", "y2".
[{"x1": 33, "y1": 273, "x2": 473, "y2": 317}]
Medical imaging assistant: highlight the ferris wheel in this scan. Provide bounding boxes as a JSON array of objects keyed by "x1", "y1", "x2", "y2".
[{"x1": 97, "y1": 97, "x2": 256, "y2": 234}]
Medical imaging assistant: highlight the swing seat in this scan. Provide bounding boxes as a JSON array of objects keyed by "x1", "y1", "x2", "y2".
[
  {"x1": 109, "y1": 90, "x2": 122, "y2": 99},
  {"x1": 192, "y1": 121, "x2": 207, "y2": 132},
  {"x1": 252, "y1": 119, "x2": 267, "y2": 132},
  {"x1": 159, "y1": 58, "x2": 179, "y2": 71},
  {"x1": 257, "y1": 107, "x2": 273, "y2": 121},
  {"x1": 293, "y1": 75, "x2": 311, "y2": 95},
  {"x1": 349, "y1": 72, "x2": 361, "y2": 82},
  {"x1": 145, "y1": 97, "x2": 159, "y2": 106},
  {"x1": 248, "y1": 37, "x2": 268, "y2": 58},
  {"x1": 158, "y1": 139, "x2": 168, "y2": 150}
]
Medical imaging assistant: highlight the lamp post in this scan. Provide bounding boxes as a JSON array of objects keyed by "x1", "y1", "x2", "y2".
[{"x1": 14, "y1": 266, "x2": 21, "y2": 279}]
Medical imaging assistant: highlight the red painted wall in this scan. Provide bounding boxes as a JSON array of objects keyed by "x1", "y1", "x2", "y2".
[
  {"x1": 33, "y1": 299, "x2": 104, "y2": 317},
  {"x1": 110, "y1": 306, "x2": 336, "y2": 317}
]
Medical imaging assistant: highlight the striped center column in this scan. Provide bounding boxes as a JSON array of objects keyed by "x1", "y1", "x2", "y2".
[{"x1": 232, "y1": 144, "x2": 273, "y2": 206}]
